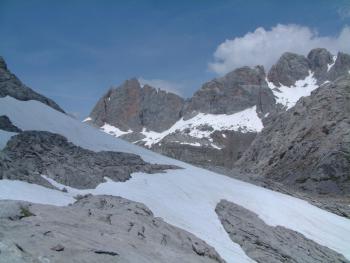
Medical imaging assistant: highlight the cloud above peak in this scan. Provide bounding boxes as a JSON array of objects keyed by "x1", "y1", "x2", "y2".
[{"x1": 209, "y1": 24, "x2": 350, "y2": 75}]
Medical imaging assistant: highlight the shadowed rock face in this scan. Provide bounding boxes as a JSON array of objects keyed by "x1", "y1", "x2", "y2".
[
  {"x1": 89, "y1": 78, "x2": 184, "y2": 132},
  {"x1": 237, "y1": 76, "x2": 350, "y2": 196},
  {"x1": 216, "y1": 200, "x2": 349, "y2": 263},
  {"x1": 328, "y1": 52, "x2": 350, "y2": 81},
  {"x1": 0, "y1": 131, "x2": 178, "y2": 189},
  {"x1": 268, "y1": 52, "x2": 310, "y2": 87},
  {"x1": 0, "y1": 56, "x2": 64, "y2": 113},
  {"x1": 0, "y1": 115, "x2": 22, "y2": 132},
  {"x1": 184, "y1": 66, "x2": 275, "y2": 117},
  {"x1": 0, "y1": 195, "x2": 225, "y2": 263},
  {"x1": 307, "y1": 48, "x2": 333, "y2": 82}
]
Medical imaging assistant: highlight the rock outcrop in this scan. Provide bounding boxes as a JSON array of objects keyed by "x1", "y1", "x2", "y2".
[
  {"x1": 216, "y1": 199, "x2": 349, "y2": 263},
  {"x1": 307, "y1": 48, "x2": 333, "y2": 82},
  {"x1": 268, "y1": 49, "x2": 350, "y2": 86},
  {"x1": 268, "y1": 52, "x2": 310, "y2": 87},
  {"x1": 0, "y1": 131, "x2": 178, "y2": 189},
  {"x1": 0, "y1": 195, "x2": 224, "y2": 263},
  {"x1": 0, "y1": 56, "x2": 64, "y2": 113},
  {"x1": 184, "y1": 66, "x2": 275, "y2": 116},
  {"x1": 89, "y1": 78, "x2": 184, "y2": 132},
  {"x1": 328, "y1": 52, "x2": 350, "y2": 81},
  {"x1": 0, "y1": 115, "x2": 22, "y2": 132},
  {"x1": 237, "y1": 76, "x2": 350, "y2": 195}
]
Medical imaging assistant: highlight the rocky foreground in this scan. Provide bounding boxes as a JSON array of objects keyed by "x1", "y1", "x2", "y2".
[{"x1": 0, "y1": 195, "x2": 224, "y2": 263}]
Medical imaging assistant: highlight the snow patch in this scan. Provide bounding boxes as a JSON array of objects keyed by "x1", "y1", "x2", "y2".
[
  {"x1": 140, "y1": 106, "x2": 263, "y2": 147},
  {"x1": 267, "y1": 71, "x2": 319, "y2": 109},
  {"x1": 100, "y1": 123, "x2": 132, "y2": 137},
  {"x1": 179, "y1": 141, "x2": 201, "y2": 147},
  {"x1": 0, "y1": 180, "x2": 75, "y2": 206},
  {"x1": 327, "y1": 55, "x2": 337, "y2": 72},
  {"x1": 82, "y1": 117, "x2": 92, "y2": 122}
]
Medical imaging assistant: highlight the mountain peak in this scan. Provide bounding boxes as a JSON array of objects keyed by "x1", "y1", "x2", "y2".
[{"x1": 267, "y1": 52, "x2": 310, "y2": 87}]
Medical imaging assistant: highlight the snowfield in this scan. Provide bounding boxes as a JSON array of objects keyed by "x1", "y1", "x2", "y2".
[
  {"x1": 267, "y1": 71, "x2": 319, "y2": 109},
  {"x1": 138, "y1": 105, "x2": 263, "y2": 147},
  {"x1": 1, "y1": 96, "x2": 350, "y2": 262}
]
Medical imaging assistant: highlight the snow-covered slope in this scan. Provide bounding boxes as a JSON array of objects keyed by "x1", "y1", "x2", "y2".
[
  {"x1": 1, "y1": 96, "x2": 350, "y2": 262},
  {"x1": 267, "y1": 71, "x2": 319, "y2": 109},
  {"x1": 139, "y1": 106, "x2": 263, "y2": 148}
]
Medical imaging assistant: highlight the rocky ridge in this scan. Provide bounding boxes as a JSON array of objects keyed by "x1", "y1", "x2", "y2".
[
  {"x1": 0, "y1": 56, "x2": 64, "y2": 113},
  {"x1": 0, "y1": 130, "x2": 178, "y2": 189}
]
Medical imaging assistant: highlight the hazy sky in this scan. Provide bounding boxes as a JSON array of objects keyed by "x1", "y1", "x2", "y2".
[{"x1": 1, "y1": 0, "x2": 349, "y2": 118}]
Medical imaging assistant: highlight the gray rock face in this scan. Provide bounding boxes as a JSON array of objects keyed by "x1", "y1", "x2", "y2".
[
  {"x1": 237, "y1": 76, "x2": 350, "y2": 195},
  {"x1": 307, "y1": 48, "x2": 333, "y2": 83},
  {"x1": 184, "y1": 66, "x2": 275, "y2": 116},
  {"x1": 0, "y1": 131, "x2": 178, "y2": 189},
  {"x1": 139, "y1": 66, "x2": 274, "y2": 168},
  {"x1": 0, "y1": 115, "x2": 22, "y2": 132},
  {"x1": 216, "y1": 200, "x2": 349, "y2": 263},
  {"x1": 89, "y1": 78, "x2": 184, "y2": 132},
  {"x1": 152, "y1": 131, "x2": 256, "y2": 169},
  {"x1": 268, "y1": 52, "x2": 310, "y2": 87},
  {"x1": 328, "y1": 52, "x2": 350, "y2": 81},
  {"x1": 0, "y1": 56, "x2": 64, "y2": 113},
  {"x1": 0, "y1": 195, "x2": 224, "y2": 263}
]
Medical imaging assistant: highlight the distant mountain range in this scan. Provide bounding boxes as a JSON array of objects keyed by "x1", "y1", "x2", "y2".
[{"x1": 86, "y1": 48, "x2": 350, "y2": 173}]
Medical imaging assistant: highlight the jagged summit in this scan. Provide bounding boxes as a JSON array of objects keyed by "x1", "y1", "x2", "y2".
[
  {"x1": 268, "y1": 48, "x2": 350, "y2": 87},
  {"x1": 183, "y1": 65, "x2": 275, "y2": 117},
  {"x1": 88, "y1": 78, "x2": 184, "y2": 132},
  {"x1": 268, "y1": 52, "x2": 310, "y2": 87}
]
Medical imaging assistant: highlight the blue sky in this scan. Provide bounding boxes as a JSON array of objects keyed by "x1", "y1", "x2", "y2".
[{"x1": 1, "y1": 0, "x2": 349, "y2": 118}]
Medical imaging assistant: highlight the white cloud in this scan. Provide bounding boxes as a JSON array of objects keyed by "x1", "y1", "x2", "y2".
[
  {"x1": 209, "y1": 24, "x2": 350, "y2": 75},
  {"x1": 138, "y1": 77, "x2": 183, "y2": 96}
]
